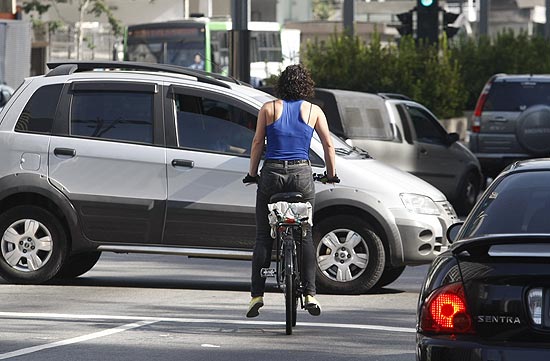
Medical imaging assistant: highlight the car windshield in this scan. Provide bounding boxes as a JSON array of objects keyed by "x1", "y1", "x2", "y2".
[
  {"x1": 483, "y1": 81, "x2": 550, "y2": 112},
  {"x1": 461, "y1": 171, "x2": 550, "y2": 237}
]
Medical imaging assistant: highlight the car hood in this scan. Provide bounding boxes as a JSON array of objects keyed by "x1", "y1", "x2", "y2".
[{"x1": 337, "y1": 156, "x2": 447, "y2": 202}]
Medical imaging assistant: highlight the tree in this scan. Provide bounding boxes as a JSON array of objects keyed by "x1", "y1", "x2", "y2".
[{"x1": 23, "y1": 0, "x2": 123, "y2": 60}]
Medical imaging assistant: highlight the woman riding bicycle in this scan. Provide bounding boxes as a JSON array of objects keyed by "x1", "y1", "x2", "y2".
[{"x1": 244, "y1": 64, "x2": 338, "y2": 318}]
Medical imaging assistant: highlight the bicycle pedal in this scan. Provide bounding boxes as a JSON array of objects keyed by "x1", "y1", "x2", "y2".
[{"x1": 260, "y1": 268, "x2": 276, "y2": 278}]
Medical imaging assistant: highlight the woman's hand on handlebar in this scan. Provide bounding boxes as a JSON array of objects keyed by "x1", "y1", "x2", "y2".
[
  {"x1": 313, "y1": 172, "x2": 340, "y2": 184},
  {"x1": 242, "y1": 173, "x2": 259, "y2": 184}
]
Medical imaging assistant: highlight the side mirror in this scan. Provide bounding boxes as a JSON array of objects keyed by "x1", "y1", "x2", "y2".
[
  {"x1": 446, "y1": 222, "x2": 464, "y2": 244},
  {"x1": 446, "y1": 132, "x2": 459, "y2": 145}
]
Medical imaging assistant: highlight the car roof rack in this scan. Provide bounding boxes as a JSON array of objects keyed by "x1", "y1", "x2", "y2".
[
  {"x1": 377, "y1": 92, "x2": 412, "y2": 101},
  {"x1": 45, "y1": 61, "x2": 248, "y2": 89}
]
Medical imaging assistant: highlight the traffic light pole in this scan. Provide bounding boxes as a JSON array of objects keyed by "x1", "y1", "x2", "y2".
[
  {"x1": 479, "y1": 0, "x2": 489, "y2": 36},
  {"x1": 546, "y1": 0, "x2": 550, "y2": 39},
  {"x1": 230, "y1": 0, "x2": 250, "y2": 84}
]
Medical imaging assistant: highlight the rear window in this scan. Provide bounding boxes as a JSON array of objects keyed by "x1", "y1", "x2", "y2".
[
  {"x1": 483, "y1": 81, "x2": 550, "y2": 112},
  {"x1": 461, "y1": 171, "x2": 550, "y2": 237}
]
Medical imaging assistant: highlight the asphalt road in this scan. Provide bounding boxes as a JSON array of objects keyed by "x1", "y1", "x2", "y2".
[{"x1": 0, "y1": 253, "x2": 429, "y2": 361}]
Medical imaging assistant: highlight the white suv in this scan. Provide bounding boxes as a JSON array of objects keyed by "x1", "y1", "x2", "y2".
[{"x1": 0, "y1": 61, "x2": 457, "y2": 293}]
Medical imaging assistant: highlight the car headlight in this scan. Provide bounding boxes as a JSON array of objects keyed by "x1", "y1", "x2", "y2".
[{"x1": 400, "y1": 193, "x2": 440, "y2": 215}]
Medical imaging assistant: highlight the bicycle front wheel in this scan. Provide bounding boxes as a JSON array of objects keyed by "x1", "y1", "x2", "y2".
[{"x1": 284, "y1": 242, "x2": 294, "y2": 335}]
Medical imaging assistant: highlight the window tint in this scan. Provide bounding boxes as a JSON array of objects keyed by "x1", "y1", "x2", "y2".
[
  {"x1": 71, "y1": 91, "x2": 154, "y2": 144},
  {"x1": 462, "y1": 172, "x2": 550, "y2": 237},
  {"x1": 407, "y1": 106, "x2": 446, "y2": 144},
  {"x1": 15, "y1": 84, "x2": 63, "y2": 134},
  {"x1": 483, "y1": 81, "x2": 550, "y2": 112},
  {"x1": 175, "y1": 94, "x2": 256, "y2": 155}
]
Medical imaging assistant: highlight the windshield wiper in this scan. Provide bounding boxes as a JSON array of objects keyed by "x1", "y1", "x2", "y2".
[{"x1": 352, "y1": 146, "x2": 372, "y2": 158}]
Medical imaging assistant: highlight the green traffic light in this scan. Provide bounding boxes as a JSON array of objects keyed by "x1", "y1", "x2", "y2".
[{"x1": 420, "y1": 0, "x2": 434, "y2": 6}]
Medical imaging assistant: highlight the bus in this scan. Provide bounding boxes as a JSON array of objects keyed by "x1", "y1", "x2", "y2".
[{"x1": 124, "y1": 18, "x2": 299, "y2": 86}]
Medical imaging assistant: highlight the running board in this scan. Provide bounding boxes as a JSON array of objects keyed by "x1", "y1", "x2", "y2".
[{"x1": 97, "y1": 245, "x2": 253, "y2": 260}]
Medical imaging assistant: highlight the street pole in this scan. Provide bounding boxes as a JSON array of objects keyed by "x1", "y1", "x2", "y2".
[
  {"x1": 479, "y1": 0, "x2": 489, "y2": 36},
  {"x1": 230, "y1": 0, "x2": 250, "y2": 84},
  {"x1": 343, "y1": 0, "x2": 354, "y2": 36},
  {"x1": 546, "y1": 0, "x2": 550, "y2": 39}
]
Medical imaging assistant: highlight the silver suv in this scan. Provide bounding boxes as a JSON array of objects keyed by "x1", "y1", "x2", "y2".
[
  {"x1": 0, "y1": 61, "x2": 458, "y2": 293},
  {"x1": 469, "y1": 74, "x2": 550, "y2": 178}
]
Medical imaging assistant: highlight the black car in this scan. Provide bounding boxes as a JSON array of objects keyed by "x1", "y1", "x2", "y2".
[{"x1": 416, "y1": 158, "x2": 550, "y2": 360}]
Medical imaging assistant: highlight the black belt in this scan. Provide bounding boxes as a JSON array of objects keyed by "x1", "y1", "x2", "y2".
[{"x1": 264, "y1": 159, "x2": 310, "y2": 165}]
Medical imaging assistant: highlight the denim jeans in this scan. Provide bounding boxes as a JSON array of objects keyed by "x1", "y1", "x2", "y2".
[{"x1": 251, "y1": 161, "x2": 316, "y2": 297}]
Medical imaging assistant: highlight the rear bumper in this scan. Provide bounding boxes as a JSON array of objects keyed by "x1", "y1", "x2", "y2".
[{"x1": 417, "y1": 335, "x2": 550, "y2": 361}]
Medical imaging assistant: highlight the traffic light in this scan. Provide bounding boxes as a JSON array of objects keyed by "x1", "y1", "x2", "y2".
[
  {"x1": 416, "y1": 0, "x2": 439, "y2": 44},
  {"x1": 443, "y1": 10, "x2": 460, "y2": 38},
  {"x1": 396, "y1": 11, "x2": 413, "y2": 36}
]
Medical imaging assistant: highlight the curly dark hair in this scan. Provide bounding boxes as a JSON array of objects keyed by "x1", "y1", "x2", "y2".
[{"x1": 275, "y1": 64, "x2": 315, "y2": 101}]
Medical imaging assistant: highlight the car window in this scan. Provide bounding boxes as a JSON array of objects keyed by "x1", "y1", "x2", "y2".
[
  {"x1": 407, "y1": 106, "x2": 447, "y2": 145},
  {"x1": 174, "y1": 93, "x2": 256, "y2": 156},
  {"x1": 341, "y1": 105, "x2": 393, "y2": 140},
  {"x1": 15, "y1": 84, "x2": 63, "y2": 134},
  {"x1": 461, "y1": 171, "x2": 550, "y2": 237},
  {"x1": 483, "y1": 81, "x2": 550, "y2": 112},
  {"x1": 70, "y1": 91, "x2": 154, "y2": 144}
]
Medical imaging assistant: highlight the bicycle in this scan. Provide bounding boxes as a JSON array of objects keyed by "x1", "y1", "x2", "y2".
[
  {"x1": 262, "y1": 191, "x2": 311, "y2": 335},
  {"x1": 244, "y1": 171, "x2": 339, "y2": 335}
]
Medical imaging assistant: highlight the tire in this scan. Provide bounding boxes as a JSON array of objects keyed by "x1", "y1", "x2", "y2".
[
  {"x1": 284, "y1": 242, "x2": 294, "y2": 335},
  {"x1": 373, "y1": 265, "x2": 406, "y2": 289},
  {"x1": 516, "y1": 105, "x2": 550, "y2": 155},
  {"x1": 453, "y1": 171, "x2": 481, "y2": 216},
  {"x1": 0, "y1": 206, "x2": 68, "y2": 284},
  {"x1": 313, "y1": 215, "x2": 385, "y2": 294},
  {"x1": 55, "y1": 251, "x2": 102, "y2": 279}
]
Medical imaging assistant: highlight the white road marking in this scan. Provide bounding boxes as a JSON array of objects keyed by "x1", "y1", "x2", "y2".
[
  {"x1": 0, "y1": 319, "x2": 157, "y2": 360},
  {"x1": 0, "y1": 311, "x2": 415, "y2": 333},
  {"x1": 201, "y1": 344, "x2": 221, "y2": 348}
]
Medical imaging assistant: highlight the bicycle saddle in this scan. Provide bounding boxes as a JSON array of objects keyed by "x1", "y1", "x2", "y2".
[{"x1": 269, "y1": 192, "x2": 303, "y2": 203}]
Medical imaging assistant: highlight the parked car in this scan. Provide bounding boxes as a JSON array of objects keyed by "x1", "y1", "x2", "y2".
[
  {"x1": 416, "y1": 158, "x2": 550, "y2": 360},
  {"x1": 261, "y1": 87, "x2": 482, "y2": 216},
  {"x1": 469, "y1": 73, "x2": 550, "y2": 179},
  {"x1": 0, "y1": 61, "x2": 458, "y2": 294}
]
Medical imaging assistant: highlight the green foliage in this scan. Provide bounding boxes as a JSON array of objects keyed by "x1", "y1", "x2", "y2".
[
  {"x1": 303, "y1": 29, "x2": 550, "y2": 116},
  {"x1": 303, "y1": 32, "x2": 466, "y2": 118}
]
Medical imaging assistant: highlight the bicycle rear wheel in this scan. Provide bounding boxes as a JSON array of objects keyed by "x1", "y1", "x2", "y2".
[{"x1": 284, "y1": 242, "x2": 294, "y2": 335}]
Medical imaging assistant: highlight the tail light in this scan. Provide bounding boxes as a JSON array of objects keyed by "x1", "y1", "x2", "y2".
[
  {"x1": 471, "y1": 78, "x2": 495, "y2": 133},
  {"x1": 420, "y1": 282, "x2": 475, "y2": 334}
]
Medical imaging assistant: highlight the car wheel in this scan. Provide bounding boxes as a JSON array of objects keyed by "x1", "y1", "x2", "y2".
[
  {"x1": 516, "y1": 105, "x2": 550, "y2": 156},
  {"x1": 0, "y1": 206, "x2": 67, "y2": 284},
  {"x1": 373, "y1": 265, "x2": 406, "y2": 289},
  {"x1": 313, "y1": 215, "x2": 385, "y2": 294},
  {"x1": 55, "y1": 251, "x2": 101, "y2": 279},
  {"x1": 453, "y1": 171, "x2": 480, "y2": 216}
]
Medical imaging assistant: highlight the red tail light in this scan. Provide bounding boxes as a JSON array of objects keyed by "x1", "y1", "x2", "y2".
[
  {"x1": 420, "y1": 282, "x2": 474, "y2": 334},
  {"x1": 471, "y1": 78, "x2": 494, "y2": 133}
]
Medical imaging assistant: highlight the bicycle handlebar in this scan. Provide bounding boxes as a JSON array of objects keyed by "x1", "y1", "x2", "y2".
[{"x1": 313, "y1": 172, "x2": 341, "y2": 184}]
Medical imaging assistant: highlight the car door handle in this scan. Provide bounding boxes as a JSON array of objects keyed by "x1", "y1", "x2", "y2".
[
  {"x1": 419, "y1": 148, "x2": 428, "y2": 155},
  {"x1": 171, "y1": 159, "x2": 194, "y2": 168},
  {"x1": 54, "y1": 148, "x2": 76, "y2": 157}
]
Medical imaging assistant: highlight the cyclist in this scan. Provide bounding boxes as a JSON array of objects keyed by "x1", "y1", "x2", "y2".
[{"x1": 243, "y1": 64, "x2": 338, "y2": 318}]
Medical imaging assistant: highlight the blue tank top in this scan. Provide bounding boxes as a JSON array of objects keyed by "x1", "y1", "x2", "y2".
[{"x1": 264, "y1": 100, "x2": 314, "y2": 160}]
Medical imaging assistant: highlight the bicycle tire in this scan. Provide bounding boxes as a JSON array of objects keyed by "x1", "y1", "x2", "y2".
[{"x1": 284, "y1": 240, "x2": 294, "y2": 335}]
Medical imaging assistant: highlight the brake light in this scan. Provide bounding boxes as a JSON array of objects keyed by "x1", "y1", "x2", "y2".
[
  {"x1": 420, "y1": 282, "x2": 474, "y2": 334},
  {"x1": 471, "y1": 79, "x2": 493, "y2": 133}
]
